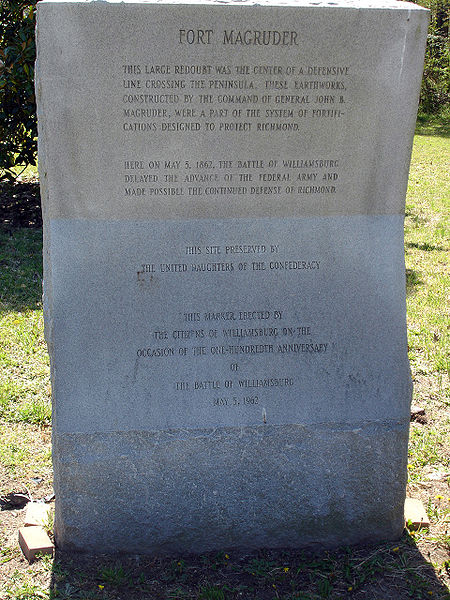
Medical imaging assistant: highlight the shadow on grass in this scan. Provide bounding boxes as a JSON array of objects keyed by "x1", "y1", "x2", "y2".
[
  {"x1": 49, "y1": 535, "x2": 450, "y2": 600},
  {"x1": 0, "y1": 227, "x2": 43, "y2": 312},
  {"x1": 406, "y1": 241, "x2": 445, "y2": 252},
  {"x1": 406, "y1": 268, "x2": 423, "y2": 296},
  {"x1": 0, "y1": 181, "x2": 42, "y2": 229},
  {"x1": 415, "y1": 116, "x2": 450, "y2": 138},
  {"x1": 0, "y1": 180, "x2": 43, "y2": 313}
]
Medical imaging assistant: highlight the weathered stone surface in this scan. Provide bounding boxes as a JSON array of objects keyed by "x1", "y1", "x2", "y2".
[
  {"x1": 54, "y1": 424, "x2": 408, "y2": 553},
  {"x1": 36, "y1": 0, "x2": 428, "y2": 553}
]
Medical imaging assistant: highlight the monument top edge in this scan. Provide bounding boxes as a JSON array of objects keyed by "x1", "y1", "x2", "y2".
[{"x1": 37, "y1": 0, "x2": 428, "y2": 10}]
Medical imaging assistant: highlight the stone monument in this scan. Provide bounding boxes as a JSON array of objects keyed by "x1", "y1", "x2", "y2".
[{"x1": 36, "y1": 0, "x2": 429, "y2": 553}]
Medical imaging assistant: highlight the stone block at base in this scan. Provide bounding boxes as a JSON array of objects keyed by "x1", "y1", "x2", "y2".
[
  {"x1": 18, "y1": 526, "x2": 54, "y2": 562},
  {"x1": 405, "y1": 498, "x2": 430, "y2": 530}
]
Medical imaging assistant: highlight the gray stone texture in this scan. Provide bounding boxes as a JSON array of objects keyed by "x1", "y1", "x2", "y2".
[
  {"x1": 54, "y1": 424, "x2": 409, "y2": 554},
  {"x1": 36, "y1": 0, "x2": 428, "y2": 553}
]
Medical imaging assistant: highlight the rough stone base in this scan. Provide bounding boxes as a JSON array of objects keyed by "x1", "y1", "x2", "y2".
[{"x1": 54, "y1": 422, "x2": 408, "y2": 554}]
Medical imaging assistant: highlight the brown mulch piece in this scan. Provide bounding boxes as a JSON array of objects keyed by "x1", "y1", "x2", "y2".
[
  {"x1": 0, "y1": 491, "x2": 31, "y2": 510},
  {"x1": 0, "y1": 179, "x2": 42, "y2": 229},
  {"x1": 411, "y1": 404, "x2": 428, "y2": 424}
]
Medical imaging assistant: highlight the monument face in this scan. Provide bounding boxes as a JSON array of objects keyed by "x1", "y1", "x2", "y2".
[{"x1": 36, "y1": 0, "x2": 428, "y2": 553}]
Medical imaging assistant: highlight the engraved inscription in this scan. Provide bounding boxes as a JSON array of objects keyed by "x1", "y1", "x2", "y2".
[{"x1": 118, "y1": 36, "x2": 349, "y2": 416}]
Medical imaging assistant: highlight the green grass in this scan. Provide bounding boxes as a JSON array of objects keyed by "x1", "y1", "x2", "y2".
[
  {"x1": 0, "y1": 226, "x2": 51, "y2": 486},
  {"x1": 98, "y1": 565, "x2": 130, "y2": 587},
  {"x1": 0, "y1": 128, "x2": 449, "y2": 599},
  {"x1": 0, "y1": 228, "x2": 51, "y2": 433},
  {"x1": 0, "y1": 421, "x2": 52, "y2": 483},
  {"x1": 405, "y1": 122, "x2": 450, "y2": 487}
]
